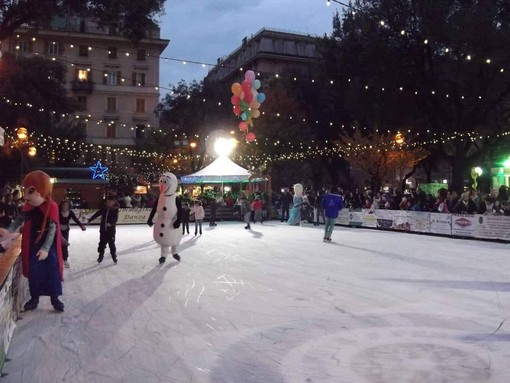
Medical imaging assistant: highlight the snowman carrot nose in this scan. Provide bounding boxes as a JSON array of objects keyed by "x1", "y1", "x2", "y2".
[{"x1": 159, "y1": 183, "x2": 165, "y2": 194}]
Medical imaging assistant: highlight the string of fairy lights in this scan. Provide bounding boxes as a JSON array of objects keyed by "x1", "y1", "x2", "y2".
[
  {"x1": 3, "y1": 15, "x2": 509, "y2": 178},
  {"x1": 12, "y1": 26, "x2": 509, "y2": 106},
  {"x1": 4, "y1": 125, "x2": 508, "y2": 167}
]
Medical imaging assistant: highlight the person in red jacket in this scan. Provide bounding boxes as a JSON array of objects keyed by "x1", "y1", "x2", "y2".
[{"x1": 0, "y1": 171, "x2": 65, "y2": 312}]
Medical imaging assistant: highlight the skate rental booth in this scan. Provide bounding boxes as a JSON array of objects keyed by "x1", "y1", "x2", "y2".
[
  {"x1": 179, "y1": 156, "x2": 272, "y2": 219},
  {"x1": 179, "y1": 156, "x2": 251, "y2": 193},
  {"x1": 179, "y1": 156, "x2": 271, "y2": 197}
]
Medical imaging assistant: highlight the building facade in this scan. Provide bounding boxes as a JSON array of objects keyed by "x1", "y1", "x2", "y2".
[
  {"x1": 3, "y1": 15, "x2": 169, "y2": 152},
  {"x1": 206, "y1": 28, "x2": 321, "y2": 84}
]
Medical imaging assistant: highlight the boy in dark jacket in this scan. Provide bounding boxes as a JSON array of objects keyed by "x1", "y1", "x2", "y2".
[
  {"x1": 87, "y1": 196, "x2": 119, "y2": 264},
  {"x1": 181, "y1": 203, "x2": 190, "y2": 235},
  {"x1": 59, "y1": 200, "x2": 86, "y2": 268}
]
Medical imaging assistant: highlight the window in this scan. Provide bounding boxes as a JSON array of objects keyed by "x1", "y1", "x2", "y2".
[
  {"x1": 77, "y1": 69, "x2": 89, "y2": 81},
  {"x1": 104, "y1": 71, "x2": 121, "y2": 85},
  {"x1": 136, "y1": 125, "x2": 146, "y2": 139},
  {"x1": 17, "y1": 41, "x2": 30, "y2": 53},
  {"x1": 106, "y1": 122, "x2": 116, "y2": 138},
  {"x1": 136, "y1": 98, "x2": 145, "y2": 113},
  {"x1": 106, "y1": 97, "x2": 117, "y2": 112},
  {"x1": 136, "y1": 49, "x2": 146, "y2": 61},
  {"x1": 48, "y1": 42, "x2": 59, "y2": 55},
  {"x1": 79, "y1": 20, "x2": 86, "y2": 33},
  {"x1": 77, "y1": 96, "x2": 87, "y2": 110},
  {"x1": 108, "y1": 47, "x2": 117, "y2": 59},
  {"x1": 78, "y1": 45, "x2": 88, "y2": 57},
  {"x1": 132, "y1": 72, "x2": 146, "y2": 86}
]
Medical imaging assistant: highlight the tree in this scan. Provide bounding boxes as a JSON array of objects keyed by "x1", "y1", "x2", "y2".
[
  {"x1": 338, "y1": 127, "x2": 428, "y2": 192},
  {"x1": 325, "y1": 0, "x2": 510, "y2": 191},
  {"x1": 0, "y1": 0, "x2": 165, "y2": 42},
  {"x1": 0, "y1": 54, "x2": 80, "y2": 184},
  {"x1": 156, "y1": 80, "x2": 233, "y2": 174},
  {"x1": 0, "y1": 54, "x2": 76, "y2": 133}
]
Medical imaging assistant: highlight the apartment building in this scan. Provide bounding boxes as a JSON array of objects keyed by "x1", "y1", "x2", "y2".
[
  {"x1": 206, "y1": 27, "x2": 320, "y2": 84},
  {"x1": 3, "y1": 15, "x2": 169, "y2": 151}
]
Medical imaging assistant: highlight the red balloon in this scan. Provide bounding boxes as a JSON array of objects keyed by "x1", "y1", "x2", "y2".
[
  {"x1": 239, "y1": 121, "x2": 248, "y2": 132},
  {"x1": 244, "y1": 91, "x2": 253, "y2": 103},
  {"x1": 231, "y1": 95, "x2": 240, "y2": 105},
  {"x1": 233, "y1": 105, "x2": 241, "y2": 116},
  {"x1": 246, "y1": 132, "x2": 256, "y2": 142}
]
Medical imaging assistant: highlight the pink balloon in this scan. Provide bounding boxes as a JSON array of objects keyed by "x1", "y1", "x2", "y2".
[
  {"x1": 239, "y1": 121, "x2": 248, "y2": 132},
  {"x1": 252, "y1": 109, "x2": 260, "y2": 118},
  {"x1": 246, "y1": 132, "x2": 256, "y2": 142},
  {"x1": 241, "y1": 79, "x2": 252, "y2": 94},
  {"x1": 245, "y1": 70, "x2": 256, "y2": 82},
  {"x1": 233, "y1": 105, "x2": 241, "y2": 116}
]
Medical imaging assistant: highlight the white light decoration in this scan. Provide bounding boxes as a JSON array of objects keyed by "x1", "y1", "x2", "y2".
[{"x1": 214, "y1": 137, "x2": 237, "y2": 157}]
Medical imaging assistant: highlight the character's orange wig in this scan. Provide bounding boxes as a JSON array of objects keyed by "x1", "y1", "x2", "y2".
[{"x1": 22, "y1": 171, "x2": 53, "y2": 243}]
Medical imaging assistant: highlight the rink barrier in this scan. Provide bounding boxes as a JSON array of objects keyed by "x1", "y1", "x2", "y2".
[
  {"x1": 0, "y1": 236, "x2": 28, "y2": 373},
  {"x1": 335, "y1": 209, "x2": 510, "y2": 241},
  {"x1": 71, "y1": 208, "x2": 510, "y2": 241}
]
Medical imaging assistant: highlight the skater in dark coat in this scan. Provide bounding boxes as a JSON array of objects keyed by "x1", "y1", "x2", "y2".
[
  {"x1": 87, "y1": 196, "x2": 119, "y2": 264},
  {"x1": 58, "y1": 200, "x2": 86, "y2": 268},
  {"x1": 181, "y1": 203, "x2": 190, "y2": 235}
]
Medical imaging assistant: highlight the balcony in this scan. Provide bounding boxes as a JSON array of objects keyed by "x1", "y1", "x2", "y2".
[{"x1": 71, "y1": 80, "x2": 95, "y2": 93}]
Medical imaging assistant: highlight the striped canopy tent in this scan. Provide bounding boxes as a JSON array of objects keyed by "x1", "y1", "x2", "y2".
[{"x1": 179, "y1": 156, "x2": 251, "y2": 184}]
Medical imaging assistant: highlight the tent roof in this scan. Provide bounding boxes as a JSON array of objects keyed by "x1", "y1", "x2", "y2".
[{"x1": 180, "y1": 156, "x2": 251, "y2": 184}]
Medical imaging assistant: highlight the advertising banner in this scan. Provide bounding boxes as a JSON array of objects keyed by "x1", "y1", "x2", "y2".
[
  {"x1": 75, "y1": 208, "x2": 152, "y2": 225},
  {"x1": 451, "y1": 214, "x2": 477, "y2": 237},
  {"x1": 430, "y1": 213, "x2": 452, "y2": 235},
  {"x1": 472, "y1": 214, "x2": 510, "y2": 240}
]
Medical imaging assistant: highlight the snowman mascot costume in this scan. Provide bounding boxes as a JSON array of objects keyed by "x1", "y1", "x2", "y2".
[{"x1": 147, "y1": 172, "x2": 182, "y2": 264}]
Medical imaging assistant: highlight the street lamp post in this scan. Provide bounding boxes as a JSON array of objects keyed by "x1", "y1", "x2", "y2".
[
  {"x1": 326, "y1": 0, "x2": 351, "y2": 7},
  {"x1": 16, "y1": 126, "x2": 36, "y2": 181},
  {"x1": 189, "y1": 141, "x2": 197, "y2": 172}
]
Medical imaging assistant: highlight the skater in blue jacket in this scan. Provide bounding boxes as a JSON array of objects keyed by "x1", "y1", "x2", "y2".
[{"x1": 321, "y1": 186, "x2": 344, "y2": 242}]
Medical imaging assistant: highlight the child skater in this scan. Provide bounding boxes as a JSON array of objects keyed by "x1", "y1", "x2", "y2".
[
  {"x1": 87, "y1": 195, "x2": 119, "y2": 264},
  {"x1": 0, "y1": 171, "x2": 65, "y2": 312},
  {"x1": 59, "y1": 200, "x2": 86, "y2": 268},
  {"x1": 190, "y1": 200, "x2": 205, "y2": 235},
  {"x1": 181, "y1": 202, "x2": 190, "y2": 235}
]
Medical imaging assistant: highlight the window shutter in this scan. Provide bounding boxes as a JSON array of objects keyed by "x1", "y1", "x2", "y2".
[{"x1": 117, "y1": 71, "x2": 122, "y2": 85}]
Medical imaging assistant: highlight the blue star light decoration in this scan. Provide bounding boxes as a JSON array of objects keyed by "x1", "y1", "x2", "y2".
[{"x1": 89, "y1": 160, "x2": 109, "y2": 180}]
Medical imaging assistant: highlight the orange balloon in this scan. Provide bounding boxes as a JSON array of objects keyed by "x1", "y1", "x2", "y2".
[{"x1": 231, "y1": 82, "x2": 241, "y2": 96}]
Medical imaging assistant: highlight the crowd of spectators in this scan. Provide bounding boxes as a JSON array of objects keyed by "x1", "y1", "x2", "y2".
[
  {"x1": 271, "y1": 185, "x2": 510, "y2": 217},
  {"x1": 340, "y1": 185, "x2": 510, "y2": 215}
]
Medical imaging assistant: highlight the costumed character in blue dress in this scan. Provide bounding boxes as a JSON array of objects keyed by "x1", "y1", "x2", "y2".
[
  {"x1": 0, "y1": 171, "x2": 65, "y2": 312},
  {"x1": 287, "y1": 183, "x2": 304, "y2": 225}
]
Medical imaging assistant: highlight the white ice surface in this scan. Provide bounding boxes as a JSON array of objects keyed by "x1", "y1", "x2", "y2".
[{"x1": 3, "y1": 222, "x2": 510, "y2": 383}]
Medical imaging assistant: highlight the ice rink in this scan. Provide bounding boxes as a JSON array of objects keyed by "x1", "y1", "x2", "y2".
[{"x1": 3, "y1": 221, "x2": 510, "y2": 383}]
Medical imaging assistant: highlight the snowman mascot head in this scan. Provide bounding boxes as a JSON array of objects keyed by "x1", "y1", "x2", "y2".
[{"x1": 159, "y1": 172, "x2": 178, "y2": 196}]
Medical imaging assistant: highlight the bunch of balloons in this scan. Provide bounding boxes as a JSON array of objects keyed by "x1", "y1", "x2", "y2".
[{"x1": 230, "y1": 70, "x2": 265, "y2": 143}]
